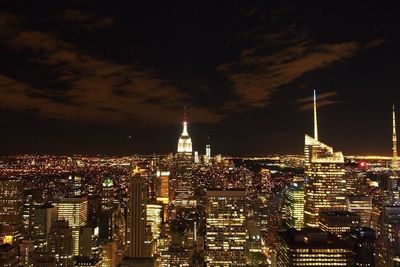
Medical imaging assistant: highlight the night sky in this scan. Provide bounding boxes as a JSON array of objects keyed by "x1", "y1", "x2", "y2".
[{"x1": 0, "y1": 1, "x2": 399, "y2": 156}]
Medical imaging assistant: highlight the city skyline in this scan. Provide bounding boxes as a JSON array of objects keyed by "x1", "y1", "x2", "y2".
[{"x1": 1, "y1": 2, "x2": 400, "y2": 156}]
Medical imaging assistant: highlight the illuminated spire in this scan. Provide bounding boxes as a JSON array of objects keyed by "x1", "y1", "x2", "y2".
[
  {"x1": 182, "y1": 106, "x2": 189, "y2": 136},
  {"x1": 313, "y1": 90, "x2": 319, "y2": 141},
  {"x1": 393, "y1": 105, "x2": 399, "y2": 171},
  {"x1": 177, "y1": 106, "x2": 192, "y2": 154}
]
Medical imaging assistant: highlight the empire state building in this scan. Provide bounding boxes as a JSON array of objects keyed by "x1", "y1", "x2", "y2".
[{"x1": 177, "y1": 108, "x2": 192, "y2": 154}]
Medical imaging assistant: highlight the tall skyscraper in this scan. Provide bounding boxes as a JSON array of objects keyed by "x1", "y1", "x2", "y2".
[
  {"x1": 284, "y1": 182, "x2": 304, "y2": 230},
  {"x1": 33, "y1": 204, "x2": 58, "y2": 252},
  {"x1": 48, "y1": 220, "x2": 74, "y2": 267},
  {"x1": 276, "y1": 228, "x2": 353, "y2": 267},
  {"x1": 205, "y1": 190, "x2": 247, "y2": 266},
  {"x1": 376, "y1": 206, "x2": 400, "y2": 266},
  {"x1": 101, "y1": 177, "x2": 114, "y2": 211},
  {"x1": 177, "y1": 107, "x2": 192, "y2": 155},
  {"x1": 126, "y1": 166, "x2": 147, "y2": 258},
  {"x1": 56, "y1": 196, "x2": 88, "y2": 256},
  {"x1": 304, "y1": 91, "x2": 347, "y2": 227},
  {"x1": 346, "y1": 194, "x2": 372, "y2": 227},
  {"x1": 0, "y1": 178, "x2": 23, "y2": 243},
  {"x1": 156, "y1": 170, "x2": 169, "y2": 205},
  {"x1": 388, "y1": 105, "x2": 400, "y2": 206}
]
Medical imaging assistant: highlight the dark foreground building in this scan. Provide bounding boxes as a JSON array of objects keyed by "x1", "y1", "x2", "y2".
[{"x1": 277, "y1": 228, "x2": 353, "y2": 266}]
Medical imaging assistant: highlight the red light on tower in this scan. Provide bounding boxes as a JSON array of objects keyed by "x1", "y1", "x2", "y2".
[{"x1": 359, "y1": 161, "x2": 367, "y2": 168}]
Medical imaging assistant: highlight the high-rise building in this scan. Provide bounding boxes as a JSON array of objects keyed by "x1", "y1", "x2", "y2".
[
  {"x1": 388, "y1": 105, "x2": 400, "y2": 206},
  {"x1": 346, "y1": 194, "x2": 372, "y2": 227},
  {"x1": 0, "y1": 243, "x2": 19, "y2": 267},
  {"x1": 319, "y1": 210, "x2": 361, "y2": 238},
  {"x1": 177, "y1": 107, "x2": 192, "y2": 155},
  {"x1": 79, "y1": 225, "x2": 100, "y2": 258},
  {"x1": 160, "y1": 245, "x2": 190, "y2": 267},
  {"x1": 101, "y1": 178, "x2": 114, "y2": 211},
  {"x1": 101, "y1": 241, "x2": 117, "y2": 267},
  {"x1": 276, "y1": 228, "x2": 353, "y2": 267},
  {"x1": 156, "y1": 170, "x2": 169, "y2": 205},
  {"x1": 48, "y1": 220, "x2": 73, "y2": 267},
  {"x1": 33, "y1": 204, "x2": 58, "y2": 252},
  {"x1": 56, "y1": 196, "x2": 88, "y2": 256},
  {"x1": 171, "y1": 154, "x2": 195, "y2": 206},
  {"x1": 146, "y1": 204, "x2": 162, "y2": 241},
  {"x1": 344, "y1": 227, "x2": 376, "y2": 267},
  {"x1": 304, "y1": 90, "x2": 347, "y2": 227},
  {"x1": 205, "y1": 190, "x2": 247, "y2": 266},
  {"x1": 376, "y1": 206, "x2": 400, "y2": 266},
  {"x1": 284, "y1": 182, "x2": 304, "y2": 230},
  {"x1": 126, "y1": 166, "x2": 147, "y2": 258},
  {"x1": 0, "y1": 178, "x2": 23, "y2": 243}
]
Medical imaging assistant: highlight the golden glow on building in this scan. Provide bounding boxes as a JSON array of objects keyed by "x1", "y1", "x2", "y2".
[
  {"x1": 304, "y1": 135, "x2": 347, "y2": 227},
  {"x1": 56, "y1": 197, "x2": 88, "y2": 256},
  {"x1": 205, "y1": 190, "x2": 247, "y2": 266},
  {"x1": 284, "y1": 183, "x2": 304, "y2": 230}
]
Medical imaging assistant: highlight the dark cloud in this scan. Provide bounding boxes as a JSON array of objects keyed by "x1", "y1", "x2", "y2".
[
  {"x1": 62, "y1": 9, "x2": 114, "y2": 30},
  {"x1": 0, "y1": 11, "x2": 223, "y2": 126},
  {"x1": 216, "y1": 5, "x2": 387, "y2": 111}
]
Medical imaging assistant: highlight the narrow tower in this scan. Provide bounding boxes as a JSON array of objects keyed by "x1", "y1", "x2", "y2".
[
  {"x1": 393, "y1": 105, "x2": 399, "y2": 171},
  {"x1": 313, "y1": 89, "x2": 318, "y2": 141},
  {"x1": 177, "y1": 106, "x2": 193, "y2": 154}
]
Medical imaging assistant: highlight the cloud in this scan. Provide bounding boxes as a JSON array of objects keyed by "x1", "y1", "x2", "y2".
[
  {"x1": 296, "y1": 91, "x2": 339, "y2": 111},
  {"x1": 218, "y1": 39, "x2": 360, "y2": 108},
  {"x1": 0, "y1": 22, "x2": 222, "y2": 125},
  {"x1": 217, "y1": 7, "x2": 384, "y2": 110},
  {"x1": 62, "y1": 9, "x2": 114, "y2": 30}
]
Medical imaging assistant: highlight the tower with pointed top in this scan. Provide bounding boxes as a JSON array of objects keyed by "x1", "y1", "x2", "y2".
[
  {"x1": 177, "y1": 106, "x2": 193, "y2": 154},
  {"x1": 393, "y1": 105, "x2": 399, "y2": 171},
  {"x1": 304, "y1": 90, "x2": 346, "y2": 227},
  {"x1": 313, "y1": 89, "x2": 318, "y2": 141}
]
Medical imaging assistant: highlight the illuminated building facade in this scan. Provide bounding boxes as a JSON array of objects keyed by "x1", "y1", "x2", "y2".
[
  {"x1": 177, "y1": 107, "x2": 192, "y2": 155},
  {"x1": 276, "y1": 228, "x2": 353, "y2": 267},
  {"x1": 376, "y1": 206, "x2": 400, "y2": 266},
  {"x1": 56, "y1": 197, "x2": 88, "y2": 256},
  {"x1": 319, "y1": 210, "x2": 360, "y2": 238},
  {"x1": 101, "y1": 241, "x2": 117, "y2": 267},
  {"x1": 0, "y1": 178, "x2": 23, "y2": 243},
  {"x1": 101, "y1": 177, "x2": 114, "y2": 211},
  {"x1": 48, "y1": 220, "x2": 73, "y2": 267},
  {"x1": 171, "y1": 154, "x2": 195, "y2": 206},
  {"x1": 304, "y1": 92, "x2": 346, "y2": 227},
  {"x1": 146, "y1": 204, "x2": 162, "y2": 241},
  {"x1": 156, "y1": 170, "x2": 169, "y2": 205},
  {"x1": 284, "y1": 183, "x2": 304, "y2": 230},
  {"x1": 346, "y1": 194, "x2": 372, "y2": 227},
  {"x1": 126, "y1": 167, "x2": 147, "y2": 257},
  {"x1": 205, "y1": 190, "x2": 247, "y2": 266},
  {"x1": 160, "y1": 245, "x2": 190, "y2": 267}
]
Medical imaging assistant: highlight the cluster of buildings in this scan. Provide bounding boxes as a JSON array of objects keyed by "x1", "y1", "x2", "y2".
[{"x1": 0, "y1": 93, "x2": 399, "y2": 266}]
